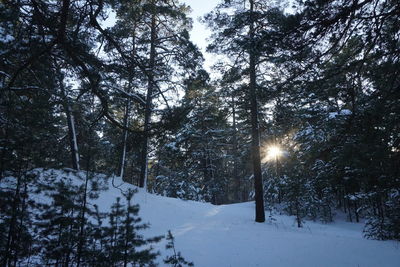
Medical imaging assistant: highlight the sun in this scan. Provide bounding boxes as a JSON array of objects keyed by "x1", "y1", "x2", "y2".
[{"x1": 265, "y1": 145, "x2": 283, "y2": 162}]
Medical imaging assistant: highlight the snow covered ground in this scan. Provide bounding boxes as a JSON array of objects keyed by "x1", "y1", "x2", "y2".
[
  {"x1": 96, "y1": 174, "x2": 400, "y2": 267},
  {"x1": 5, "y1": 169, "x2": 397, "y2": 266}
]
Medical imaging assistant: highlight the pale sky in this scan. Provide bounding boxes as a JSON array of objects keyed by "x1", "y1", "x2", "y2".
[
  {"x1": 104, "y1": 1, "x2": 221, "y2": 72},
  {"x1": 182, "y1": 0, "x2": 221, "y2": 71}
]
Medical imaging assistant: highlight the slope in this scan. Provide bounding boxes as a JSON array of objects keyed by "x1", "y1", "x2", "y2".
[{"x1": 96, "y1": 173, "x2": 400, "y2": 267}]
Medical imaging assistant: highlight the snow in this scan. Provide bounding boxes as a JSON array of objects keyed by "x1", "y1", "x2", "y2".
[
  {"x1": 93, "y1": 174, "x2": 400, "y2": 267},
  {"x1": 0, "y1": 25, "x2": 15, "y2": 43},
  {"x1": 4, "y1": 169, "x2": 399, "y2": 266},
  {"x1": 328, "y1": 109, "x2": 352, "y2": 119}
]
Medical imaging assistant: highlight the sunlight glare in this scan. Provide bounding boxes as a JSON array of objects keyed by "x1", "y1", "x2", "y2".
[{"x1": 265, "y1": 145, "x2": 283, "y2": 161}]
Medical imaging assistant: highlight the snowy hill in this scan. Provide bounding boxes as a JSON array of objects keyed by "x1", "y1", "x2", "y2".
[
  {"x1": 90, "y1": 171, "x2": 400, "y2": 267},
  {"x1": 5, "y1": 169, "x2": 398, "y2": 267}
]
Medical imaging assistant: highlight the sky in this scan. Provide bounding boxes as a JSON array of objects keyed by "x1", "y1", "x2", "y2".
[
  {"x1": 182, "y1": 0, "x2": 221, "y2": 71},
  {"x1": 103, "y1": 1, "x2": 221, "y2": 72}
]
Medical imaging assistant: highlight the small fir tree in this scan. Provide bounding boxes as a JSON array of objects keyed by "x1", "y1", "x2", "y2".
[{"x1": 164, "y1": 230, "x2": 193, "y2": 267}]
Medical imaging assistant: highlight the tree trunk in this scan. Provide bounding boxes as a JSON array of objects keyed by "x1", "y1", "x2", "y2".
[
  {"x1": 57, "y1": 69, "x2": 80, "y2": 170},
  {"x1": 65, "y1": 104, "x2": 80, "y2": 171},
  {"x1": 76, "y1": 143, "x2": 91, "y2": 267},
  {"x1": 139, "y1": 5, "x2": 157, "y2": 188},
  {"x1": 296, "y1": 199, "x2": 302, "y2": 228},
  {"x1": 354, "y1": 200, "x2": 360, "y2": 223},
  {"x1": 3, "y1": 169, "x2": 22, "y2": 267},
  {"x1": 348, "y1": 198, "x2": 353, "y2": 222},
  {"x1": 123, "y1": 195, "x2": 133, "y2": 267},
  {"x1": 13, "y1": 182, "x2": 29, "y2": 267},
  {"x1": 231, "y1": 95, "x2": 241, "y2": 202},
  {"x1": 120, "y1": 30, "x2": 136, "y2": 182},
  {"x1": 119, "y1": 100, "x2": 130, "y2": 179},
  {"x1": 249, "y1": 0, "x2": 265, "y2": 223}
]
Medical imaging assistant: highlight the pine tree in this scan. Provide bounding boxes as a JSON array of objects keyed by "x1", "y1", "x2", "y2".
[
  {"x1": 103, "y1": 190, "x2": 162, "y2": 266},
  {"x1": 35, "y1": 177, "x2": 81, "y2": 266},
  {"x1": 0, "y1": 171, "x2": 36, "y2": 266},
  {"x1": 206, "y1": 0, "x2": 279, "y2": 221},
  {"x1": 164, "y1": 230, "x2": 193, "y2": 267},
  {"x1": 150, "y1": 70, "x2": 230, "y2": 204},
  {"x1": 262, "y1": 0, "x2": 400, "y2": 236}
]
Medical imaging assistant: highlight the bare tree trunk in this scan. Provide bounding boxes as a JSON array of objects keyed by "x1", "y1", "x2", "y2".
[
  {"x1": 0, "y1": 75, "x2": 5, "y2": 178},
  {"x1": 12, "y1": 182, "x2": 29, "y2": 267},
  {"x1": 66, "y1": 104, "x2": 80, "y2": 171},
  {"x1": 231, "y1": 95, "x2": 241, "y2": 203},
  {"x1": 296, "y1": 199, "x2": 302, "y2": 228},
  {"x1": 120, "y1": 30, "x2": 137, "y2": 182},
  {"x1": 76, "y1": 146, "x2": 91, "y2": 267},
  {"x1": 123, "y1": 193, "x2": 133, "y2": 267},
  {"x1": 0, "y1": 120, "x2": 8, "y2": 179},
  {"x1": 119, "y1": 100, "x2": 130, "y2": 179},
  {"x1": 57, "y1": 68, "x2": 80, "y2": 170},
  {"x1": 354, "y1": 200, "x2": 360, "y2": 223},
  {"x1": 249, "y1": 0, "x2": 265, "y2": 223},
  {"x1": 139, "y1": 5, "x2": 157, "y2": 188},
  {"x1": 348, "y1": 198, "x2": 353, "y2": 222},
  {"x1": 3, "y1": 168, "x2": 22, "y2": 267}
]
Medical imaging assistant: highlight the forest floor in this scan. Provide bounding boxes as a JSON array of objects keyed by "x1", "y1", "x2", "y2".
[{"x1": 94, "y1": 173, "x2": 400, "y2": 267}]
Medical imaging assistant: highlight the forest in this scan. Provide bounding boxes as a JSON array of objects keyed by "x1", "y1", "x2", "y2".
[{"x1": 0, "y1": 0, "x2": 399, "y2": 266}]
